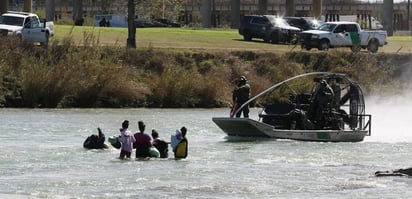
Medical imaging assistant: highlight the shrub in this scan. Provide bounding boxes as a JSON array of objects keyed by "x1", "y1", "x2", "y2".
[{"x1": 0, "y1": 35, "x2": 408, "y2": 108}]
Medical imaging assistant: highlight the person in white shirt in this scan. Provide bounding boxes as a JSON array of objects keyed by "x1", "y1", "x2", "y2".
[{"x1": 119, "y1": 120, "x2": 135, "y2": 159}]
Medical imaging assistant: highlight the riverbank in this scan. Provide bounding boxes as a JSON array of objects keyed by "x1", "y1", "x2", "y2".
[
  {"x1": 0, "y1": 34, "x2": 411, "y2": 108},
  {"x1": 53, "y1": 25, "x2": 412, "y2": 53}
]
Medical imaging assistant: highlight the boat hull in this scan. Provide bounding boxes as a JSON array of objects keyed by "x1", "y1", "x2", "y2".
[
  {"x1": 212, "y1": 117, "x2": 273, "y2": 137},
  {"x1": 266, "y1": 129, "x2": 367, "y2": 142},
  {"x1": 212, "y1": 117, "x2": 368, "y2": 142}
]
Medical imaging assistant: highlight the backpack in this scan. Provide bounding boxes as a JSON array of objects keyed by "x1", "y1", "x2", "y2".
[{"x1": 174, "y1": 139, "x2": 188, "y2": 159}]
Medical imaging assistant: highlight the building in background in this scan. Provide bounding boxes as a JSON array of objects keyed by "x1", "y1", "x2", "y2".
[{"x1": 3, "y1": 0, "x2": 411, "y2": 31}]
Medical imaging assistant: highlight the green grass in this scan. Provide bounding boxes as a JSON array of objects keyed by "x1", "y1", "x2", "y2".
[
  {"x1": 388, "y1": 36, "x2": 412, "y2": 41},
  {"x1": 52, "y1": 25, "x2": 299, "y2": 52},
  {"x1": 53, "y1": 25, "x2": 412, "y2": 53}
]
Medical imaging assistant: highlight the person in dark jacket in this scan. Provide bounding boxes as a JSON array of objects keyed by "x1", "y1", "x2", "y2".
[
  {"x1": 309, "y1": 79, "x2": 334, "y2": 123},
  {"x1": 232, "y1": 76, "x2": 251, "y2": 118},
  {"x1": 83, "y1": 127, "x2": 107, "y2": 149},
  {"x1": 99, "y1": 18, "x2": 107, "y2": 27},
  {"x1": 151, "y1": 129, "x2": 169, "y2": 158}
]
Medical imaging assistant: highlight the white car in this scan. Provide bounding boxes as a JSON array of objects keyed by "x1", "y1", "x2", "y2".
[{"x1": 0, "y1": 11, "x2": 54, "y2": 45}]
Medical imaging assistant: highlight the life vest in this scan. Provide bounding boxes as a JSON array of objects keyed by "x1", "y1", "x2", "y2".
[
  {"x1": 174, "y1": 139, "x2": 188, "y2": 159},
  {"x1": 108, "y1": 135, "x2": 121, "y2": 149},
  {"x1": 149, "y1": 147, "x2": 160, "y2": 158}
]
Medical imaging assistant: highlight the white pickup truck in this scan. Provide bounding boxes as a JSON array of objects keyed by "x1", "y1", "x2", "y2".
[
  {"x1": 299, "y1": 21, "x2": 387, "y2": 53},
  {"x1": 0, "y1": 11, "x2": 54, "y2": 45}
]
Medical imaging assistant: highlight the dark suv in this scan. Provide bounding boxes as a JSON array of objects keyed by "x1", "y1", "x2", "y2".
[
  {"x1": 284, "y1": 17, "x2": 323, "y2": 31},
  {"x1": 239, "y1": 15, "x2": 300, "y2": 44}
]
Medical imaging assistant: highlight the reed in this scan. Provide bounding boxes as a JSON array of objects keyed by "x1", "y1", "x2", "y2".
[{"x1": 0, "y1": 32, "x2": 409, "y2": 108}]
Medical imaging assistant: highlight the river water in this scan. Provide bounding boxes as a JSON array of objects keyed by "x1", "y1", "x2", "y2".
[{"x1": 1, "y1": 101, "x2": 412, "y2": 198}]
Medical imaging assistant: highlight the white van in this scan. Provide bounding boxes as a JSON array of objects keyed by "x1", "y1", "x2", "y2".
[{"x1": 320, "y1": 15, "x2": 383, "y2": 30}]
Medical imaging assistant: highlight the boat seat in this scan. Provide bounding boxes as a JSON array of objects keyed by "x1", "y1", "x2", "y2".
[
  {"x1": 259, "y1": 103, "x2": 296, "y2": 128},
  {"x1": 259, "y1": 103, "x2": 296, "y2": 117}
]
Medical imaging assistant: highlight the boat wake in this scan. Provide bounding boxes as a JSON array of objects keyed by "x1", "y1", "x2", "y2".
[
  {"x1": 223, "y1": 135, "x2": 276, "y2": 142},
  {"x1": 366, "y1": 93, "x2": 412, "y2": 143}
]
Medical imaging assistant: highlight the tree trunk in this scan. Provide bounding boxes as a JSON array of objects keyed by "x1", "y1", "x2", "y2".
[
  {"x1": 23, "y1": 0, "x2": 32, "y2": 12},
  {"x1": 101, "y1": 0, "x2": 109, "y2": 13},
  {"x1": 46, "y1": 0, "x2": 55, "y2": 21},
  {"x1": 73, "y1": 0, "x2": 84, "y2": 26},
  {"x1": 0, "y1": 0, "x2": 8, "y2": 14},
  {"x1": 127, "y1": 0, "x2": 136, "y2": 48}
]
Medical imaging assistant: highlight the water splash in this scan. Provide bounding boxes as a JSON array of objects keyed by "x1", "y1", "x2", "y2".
[{"x1": 366, "y1": 93, "x2": 412, "y2": 143}]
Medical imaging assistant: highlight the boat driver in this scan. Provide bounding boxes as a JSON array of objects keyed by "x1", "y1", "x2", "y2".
[{"x1": 310, "y1": 79, "x2": 334, "y2": 123}]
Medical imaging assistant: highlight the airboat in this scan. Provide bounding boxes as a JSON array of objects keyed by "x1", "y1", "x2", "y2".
[{"x1": 212, "y1": 72, "x2": 371, "y2": 142}]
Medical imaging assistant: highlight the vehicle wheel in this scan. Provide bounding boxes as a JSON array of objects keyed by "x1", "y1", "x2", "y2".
[
  {"x1": 243, "y1": 31, "x2": 252, "y2": 41},
  {"x1": 271, "y1": 32, "x2": 279, "y2": 44},
  {"x1": 290, "y1": 36, "x2": 298, "y2": 45},
  {"x1": 301, "y1": 44, "x2": 311, "y2": 51},
  {"x1": 350, "y1": 45, "x2": 361, "y2": 53},
  {"x1": 318, "y1": 39, "x2": 329, "y2": 51},
  {"x1": 16, "y1": 34, "x2": 23, "y2": 42},
  {"x1": 41, "y1": 32, "x2": 50, "y2": 46},
  {"x1": 367, "y1": 40, "x2": 379, "y2": 53}
]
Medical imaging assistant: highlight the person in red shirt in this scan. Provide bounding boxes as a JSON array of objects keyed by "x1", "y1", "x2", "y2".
[{"x1": 133, "y1": 121, "x2": 152, "y2": 158}]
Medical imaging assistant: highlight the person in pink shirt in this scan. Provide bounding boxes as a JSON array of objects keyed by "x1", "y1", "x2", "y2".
[
  {"x1": 119, "y1": 120, "x2": 135, "y2": 159},
  {"x1": 133, "y1": 121, "x2": 152, "y2": 158}
]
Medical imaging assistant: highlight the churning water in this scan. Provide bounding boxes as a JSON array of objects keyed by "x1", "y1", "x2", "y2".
[{"x1": 0, "y1": 104, "x2": 411, "y2": 198}]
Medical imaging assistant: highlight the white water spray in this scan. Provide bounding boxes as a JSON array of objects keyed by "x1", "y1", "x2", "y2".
[
  {"x1": 365, "y1": 59, "x2": 412, "y2": 143},
  {"x1": 366, "y1": 95, "x2": 412, "y2": 143}
]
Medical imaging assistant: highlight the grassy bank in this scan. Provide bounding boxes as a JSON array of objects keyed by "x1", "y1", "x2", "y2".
[
  {"x1": 53, "y1": 25, "x2": 412, "y2": 53},
  {"x1": 0, "y1": 27, "x2": 411, "y2": 108}
]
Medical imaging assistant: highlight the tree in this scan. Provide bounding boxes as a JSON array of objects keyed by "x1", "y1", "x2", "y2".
[
  {"x1": 134, "y1": 0, "x2": 185, "y2": 21},
  {"x1": 73, "y1": 0, "x2": 84, "y2": 26},
  {"x1": 127, "y1": 0, "x2": 136, "y2": 48},
  {"x1": 23, "y1": 0, "x2": 32, "y2": 12},
  {"x1": 101, "y1": 0, "x2": 109, "y2": 13},
  {"x1": 0, "y1": 0, "x2": 8, "y2": 14},
  {"x1": 46, "y1": 0, "x2": 55, "y2": 21}
]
